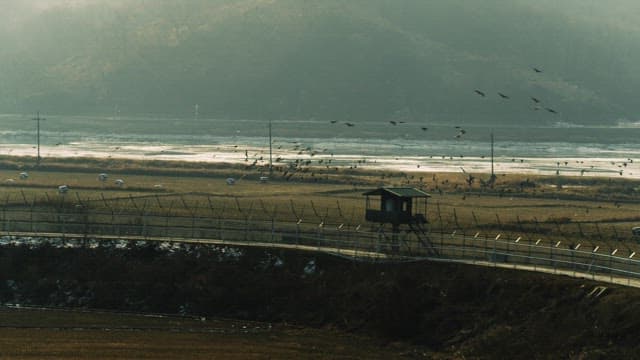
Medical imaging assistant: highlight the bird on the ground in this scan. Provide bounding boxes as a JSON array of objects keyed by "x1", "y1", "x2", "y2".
[
  {"x1": 330, "y1": 120, "x2": 337, "y2": 124},
  {"x1": 389, "y1": 120, "x2": 397, "y2": 125},
  {"x1": 345, "y1": 122, "x2": 355, "y2": 127},
  {"x1": 421, "y1": 127, "x2": 428, "y2": 131},
  {"x1": 533, "y1": 67, "x2": 543, "y2": 73}
]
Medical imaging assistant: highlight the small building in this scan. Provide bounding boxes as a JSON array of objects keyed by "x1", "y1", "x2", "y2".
[
  {"x1": 363, "y1": 187, "x2": 430, "y2": 226},
  {"x1": 363, "y1": 187, "x2": 435, "y2": 255}
]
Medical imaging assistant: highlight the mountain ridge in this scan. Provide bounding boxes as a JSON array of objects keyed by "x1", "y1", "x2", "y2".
[{"x1": 1, "y1": 0, "x2": 638, "y2": 125}]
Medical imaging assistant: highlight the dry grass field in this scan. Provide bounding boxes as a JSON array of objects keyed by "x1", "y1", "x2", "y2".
[
  {"x1": 2, "y1": 155, "x2": 640, "y2": 248},
  {"x1": 0, "y1": 308, "x2": 409, "y2": 359}
]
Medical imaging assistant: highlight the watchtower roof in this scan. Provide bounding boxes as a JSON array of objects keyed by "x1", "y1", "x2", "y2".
[{"x1": 362, "y1": 187, "x2": 431, "y2": 198}]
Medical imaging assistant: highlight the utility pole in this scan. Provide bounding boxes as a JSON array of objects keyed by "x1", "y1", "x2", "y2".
[
  {"x1": 490, "y1": 131, "x2": 494, "y2": 179},
  {"x1": 32, "y1": 111, "x2": 46, "y2": 166},
  {"x1": 268, "y1": 120, "x2": 273, "y2": 176}
]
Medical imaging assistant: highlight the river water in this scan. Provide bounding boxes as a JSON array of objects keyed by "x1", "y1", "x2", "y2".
[{"x1": 1, "y1": 113, "x2": 640, "y2": 178}]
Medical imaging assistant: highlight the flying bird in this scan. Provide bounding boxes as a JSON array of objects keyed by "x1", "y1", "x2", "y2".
[
  {"x1": 421, "y1": 127, "x2": 428, "y2": 131},
  {"x1": 545, "y1": 107, "x2": 558, "y2": 114},
  {"x1": 389, "y1": 120, "x2": 397, "y2": 125},
  {"x1": 330, "y1": 120, "x2": 337, "y2": 124},
  {"x1": 345, "y1": 122, "x2": 355, "y2": 127},
  {"x1": 532, "y1": 67, "x2": 543, "y2": 73},
  {"x1": 530, "y1": 97, "x2": 541, "y2": 103},
  {"x1": 474, "y1": 89, "x2": 486, "y2": 97},
  {"x1": 498, "y1": 92, "x2": 510, "y2": 99}
]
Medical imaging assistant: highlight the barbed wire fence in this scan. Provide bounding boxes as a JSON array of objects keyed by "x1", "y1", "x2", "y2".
[{"x1": 2, "y1": 191, "x2": 640, "y2": 285}]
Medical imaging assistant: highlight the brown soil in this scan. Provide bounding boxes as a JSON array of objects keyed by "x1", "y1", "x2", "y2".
[
  {"x1": 1, "y1": 243, "x2": 640, "y2": 359},
  {"x1": 0, "y1": 313, "x2": 405, "y2": 359}
]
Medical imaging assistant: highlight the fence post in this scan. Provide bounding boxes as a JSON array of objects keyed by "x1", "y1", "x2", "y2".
[
  {"x1": 610, "y1": 250, "x2": 616, "y2": 282},
  {"x1": 506, "y1": 235, "x2": 510, "y2": 259},
  {"x1": 114, "y1": 212, "x2": 120, "y2": 238},
  {"x1": 472, "y1": 211, "x2": 479, "y2": 228},
  {"x1": 572, "y1": 246, "x2": 576, "y2": 277},
  {"x1": 27, "y1": 200, "x2": 35, "y2": 233},
  {"x1": 1, "y1": 196, "x2": 6, "y2": 232},
  {"x1": 462, "y1": 231, "x2": 466, "y2": 259},
  {"x1": 453, "y1": 208, "x2": 461, "y2": 230},
  {"x1": 550, "y1": 239, "x2": 554, "y2": 272},
  {"x1": 595, "y1": 222, "x2": 603, "y2": 241},
  {"x1": 165, "y1": 201, "x2": 174, "y2": 238},
  {"x1": 191, "y1": 213, "x2": 196, "y2": 240},
  {"x1": 82, "y1": 204, "x2": 88, "y2": 244},
  {"x1": 271, "y1": 207, "x2": 276, "y2": 243},
  {"x1": 433, "y1": 203, "x2": 442, "y2": 253},
  {"x1": 611, "y1": 226, "x2": 619, "y2": 242},
  {"x1": 218, "y1": 201, "x2": 226, "y2": 240},
  {"x1": 577, "y1": 222, "x2": 585, "y2": 238},
  {"x1": 61, "y1": 206, "x2": 66, "y2": 243},
  {"x1": 493, "y1": 233, "x2": 499, "y2": 266},
  {"x1": 377, "y1": 227, "x2": 382, "y2": 255},
  {"x1": 244, "y1": 201, "x2": 254, "y2": 242}
]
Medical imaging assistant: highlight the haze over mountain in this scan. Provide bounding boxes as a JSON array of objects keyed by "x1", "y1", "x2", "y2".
[{"x1": 1, "y1": 0, "x2": 639, "y2": 126}]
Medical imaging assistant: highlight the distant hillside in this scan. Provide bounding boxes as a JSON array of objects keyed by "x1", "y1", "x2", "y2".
[{"x1": 1, "y1": 0, "x2": 639, "y2": 125}]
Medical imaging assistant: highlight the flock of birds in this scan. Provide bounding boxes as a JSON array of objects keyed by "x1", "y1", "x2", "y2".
[
  {"x1": 473, "y1": 67, "x2": 558, "y2": 114},
  {"x1": 325, "y1": 66, "x2": 557, "y2": 141},
  {"x1": 217, "y1": 66, "x2": 638, "y2": 182},
  {"x1": 330, "y1": 117, "x2": 467, "y2": 139}
]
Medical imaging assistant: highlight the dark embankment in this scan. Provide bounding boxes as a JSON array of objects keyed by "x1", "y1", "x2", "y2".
[{"x1": 1, "y1": 242, "x2": 639, "y2": 358}]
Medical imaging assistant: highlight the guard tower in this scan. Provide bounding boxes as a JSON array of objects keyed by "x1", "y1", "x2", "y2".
[{"x1": 363, "y1": 187, "x2": 437, "y2": 255}]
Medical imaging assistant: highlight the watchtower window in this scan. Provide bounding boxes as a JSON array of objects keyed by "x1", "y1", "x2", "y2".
[{"x1": 385, "y1": 198, "x2": 394, "y2": 212}]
